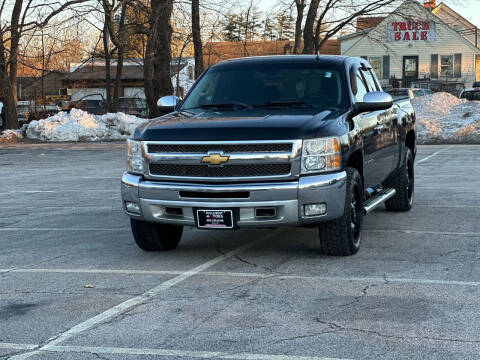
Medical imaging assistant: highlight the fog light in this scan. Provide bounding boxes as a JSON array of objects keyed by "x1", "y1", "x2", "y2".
[
  {"x1": 125, "y1": 201, "x2": 141, "y2": 214},
  {"x1": 304, "y1": 203, "x2": 327, "y2": 217}
]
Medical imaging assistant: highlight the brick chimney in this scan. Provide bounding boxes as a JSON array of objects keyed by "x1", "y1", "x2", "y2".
[{"x1": 424, "y1": 0, "x2": 436, "y2": 11}]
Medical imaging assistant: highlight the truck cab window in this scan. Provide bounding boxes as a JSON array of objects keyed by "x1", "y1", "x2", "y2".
[
  {"x1": 363, "y1": 70, "x2": 379, "y2": 92},
  {"x1": 355, "y1": 72, "x2": 369, "y2": 102}
]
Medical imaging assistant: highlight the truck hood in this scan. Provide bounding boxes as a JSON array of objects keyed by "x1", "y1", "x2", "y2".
[{"x1": 133, "y1": 109, "x2": 349, "y2": 141}]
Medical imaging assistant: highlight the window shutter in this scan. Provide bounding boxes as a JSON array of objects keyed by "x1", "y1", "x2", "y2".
[
  {"x1": 454, "y1": 53, "x2": 462, "y2": 78},
  {"x1": 431, "y1": 54, "x2": 439, "y2": 79},
  {"x1": 383, "y1": 56, "x2": 390, "y2": 79}
]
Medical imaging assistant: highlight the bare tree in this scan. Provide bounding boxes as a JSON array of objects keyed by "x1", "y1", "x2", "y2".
[
  {"x1": 0, "y1": 0, "x2": 90, "y2": 129},
  {"x1": 303, "y1": 0, "x2": 400, "y2": 54},
  {"x1": 293, "y1": 0, "x2": 306, "y2": 54},
  {"x1": 144, "y1": 0, "x2": 174, "y2": 118},
  {"x1": 192, "y1": 0, "x2": 203, "y2": 78}
]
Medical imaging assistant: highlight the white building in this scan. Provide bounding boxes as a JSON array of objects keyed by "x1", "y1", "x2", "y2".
[{"x1": 339, "y1": 0, "x2": 480, "y2": 90}]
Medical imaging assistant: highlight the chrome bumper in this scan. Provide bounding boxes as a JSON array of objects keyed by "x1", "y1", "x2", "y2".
[{"x1": 121, "y1": 171, "x2": 347, "y2": 228}]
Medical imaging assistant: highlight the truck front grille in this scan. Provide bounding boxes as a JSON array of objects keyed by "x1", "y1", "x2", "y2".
[
  {"x1": 149, "y1": 163, "x2": 291, "y2": 178},
  {"x1": 147, "y1": 143, "x2": 292, "y2": 154}
]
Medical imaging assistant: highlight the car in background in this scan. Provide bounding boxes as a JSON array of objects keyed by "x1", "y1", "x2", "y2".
[
  {"x1": 27, "y1": 105, "x2": 61, "y2": 122},
  {"x1": 118, "y1": 97, "x2": 147, "y2": 117},
  {"x1": 459, "y1": 87, "x2": 480, "y2": 101},
  {"x1": 68, "y1": 99, "x2": 105, "y2": 115},
  {"x1": 411, "y1": 88, "x2": 434, "y2": 97},
  {"x1": 386, "y1": 88, "x2": 433, "y2": 101},
  {"x1": 386, "y1": 88, "x2": 414, "y2": 101}
]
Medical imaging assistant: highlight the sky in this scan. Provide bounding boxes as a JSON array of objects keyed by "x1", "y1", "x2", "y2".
[{"x1": 258, "y1": 0, "x2": 480, "y2": 27}]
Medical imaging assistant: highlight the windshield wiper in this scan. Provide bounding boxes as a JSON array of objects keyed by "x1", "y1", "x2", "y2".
[
  {"x1": 184, "y1": 102, "x2": 253, "y2": 111},
  {"x1": 253, "y1": 100, "x2": 313, "y2": 109}
]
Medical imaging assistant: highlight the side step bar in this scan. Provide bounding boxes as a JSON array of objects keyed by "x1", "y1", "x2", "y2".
[{"x1": 363, "y1": 188, "x2": 396, "y2": 214}]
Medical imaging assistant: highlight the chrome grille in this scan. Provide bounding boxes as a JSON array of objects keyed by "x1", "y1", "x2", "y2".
[
  {"x1": 143, "y1": 140, "x2": 301, "y2": 182},
  {"x1": 149, "y1": 164, "x2": 291, "y2": 178},
  {"x1": 147, "y1": 143, "x2": 292, "y2": 153}
]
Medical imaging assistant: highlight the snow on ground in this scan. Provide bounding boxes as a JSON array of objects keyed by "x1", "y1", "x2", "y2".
[
  {"x1": 0, "y1": 128, "x2": 24, "y2": 144},
  {"x1": 26, "y1": 109, "x2": 147, "y2": 142},
  {"x1": 412, "y1": 92, "x2": 480, "y2": 144}
]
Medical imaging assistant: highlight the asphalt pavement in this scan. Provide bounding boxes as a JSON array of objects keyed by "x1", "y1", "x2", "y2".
[{"x1": 1, "y1": 143, "x2": 479, "y2": 360}]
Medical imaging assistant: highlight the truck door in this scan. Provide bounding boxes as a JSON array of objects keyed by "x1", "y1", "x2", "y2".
[
  {"x1": 364, "y1": 69, "x2": 400, "y2": 179},
  {"x1": 354, "y1": 68, "x2": 394, "y2": 187}
]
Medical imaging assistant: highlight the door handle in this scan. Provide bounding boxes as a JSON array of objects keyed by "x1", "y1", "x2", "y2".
[{"x1": 374, "y1": 124, "x2": 384, "y2": 134}]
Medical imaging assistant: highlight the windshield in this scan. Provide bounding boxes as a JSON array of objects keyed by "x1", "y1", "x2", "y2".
[
  {"x1": 181, "y1": 62, "x2": 346, "y2": 112},
  {"x1": 461, "y1": 91, "x2": 480, "y2": 101}
]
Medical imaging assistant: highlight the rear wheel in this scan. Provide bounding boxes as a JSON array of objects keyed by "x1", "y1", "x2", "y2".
[
  {"x1": 130, "y1": 219, "x2": 183, "y2": 251},
  {"x1": 318, "y1": 168, "x2": 364, "y2": 256},
  {"x1": 385, "y1": 148, "x2": 414, "y2": 212}
]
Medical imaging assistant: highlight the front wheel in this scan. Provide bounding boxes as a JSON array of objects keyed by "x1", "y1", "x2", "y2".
[
  {"x1": 318, "y1": 168, "x2": 364, "y2": 256},
  {"x1": 385, "y1": 148, "x2": 414, "y2": 212},
  {"x1": 130, "y1": 219, "x2": 183, "y2": 251}
]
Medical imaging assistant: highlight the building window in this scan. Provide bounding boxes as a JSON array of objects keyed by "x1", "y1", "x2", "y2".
[
  {"x1": 440, "y1": 55, "x2": 453, "y2": 77},
  {"x1": 368, "y1": 57, "x2": 382, "y2": 79}
]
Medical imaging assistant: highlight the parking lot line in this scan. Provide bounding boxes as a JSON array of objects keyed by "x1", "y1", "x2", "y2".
[
  {"x1": 3, "y1": 268, "x2": 480, "y2": 287},
  {"x1": 365, "y1": 229, "x2": 480, "y2": 237},
  {"x1": 2, "y1": 343, "x2": 350, "y2": 360},
  {"x1": 8, "y1": 236, "x2": 269, "y2": 360},
  {"x1": 416, "y1": 146, "x2": 452, "y2": 164},
  {"x1": 0, "y1": 343, "x2": 36, "y2": 351},
  {"x1": 47, "y1": 345, "x2": 351, "y2": 360}
]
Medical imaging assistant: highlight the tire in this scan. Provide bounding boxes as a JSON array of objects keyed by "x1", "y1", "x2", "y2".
[
  {"x1": 318, "y1": 168, "x2": 364, "y2": 256},
  {"x1": 384, "y1": 148, "x2": 414, "y2": 212},
  {"x1": 130, "y1": 219, "x2": 183, "y2": 251}
]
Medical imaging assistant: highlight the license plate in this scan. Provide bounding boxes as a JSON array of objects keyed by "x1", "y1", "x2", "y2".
[{"x1": 196, "y1": 210, "x2": 233, "y2": 229}]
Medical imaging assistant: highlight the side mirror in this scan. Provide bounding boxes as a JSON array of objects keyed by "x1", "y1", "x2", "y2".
[
  {"x1": 354, "y1": 91, "x2": 393, "y2": 115},
  {"x1": 157, "y1": 95, "x2": 181, "y2": 113}
]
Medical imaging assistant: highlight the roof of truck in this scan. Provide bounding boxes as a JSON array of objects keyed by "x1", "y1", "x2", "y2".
[{"x1": 212, "y1": 55, "x2": 353, "y2": 67}]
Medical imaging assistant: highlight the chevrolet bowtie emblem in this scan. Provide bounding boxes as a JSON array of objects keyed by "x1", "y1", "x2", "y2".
[{"x1": 201, "y1": 153, "x2": 229, "y2": 166}]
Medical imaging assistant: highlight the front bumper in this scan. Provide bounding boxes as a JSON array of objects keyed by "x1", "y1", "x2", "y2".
[{"x1": 121, "y1": 171, "x2": 347, "y2": 228}]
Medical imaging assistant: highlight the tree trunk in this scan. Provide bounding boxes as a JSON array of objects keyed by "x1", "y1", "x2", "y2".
[
  {"x1": 293, "y1": 0, "x2": 305, "y2": 54},
  {"x1": 103, "y1": 17, "x2": 113, "y2": 113},
  {"x1": 302, "y1": 0, "x2": 320, "y2": 54},
  {"x1": 191, "y1": 0, "x2": 204, "y2": 78},
  {"x1": 4, "y1": 0, "x2": 23, "y2": 129},
  {"x1": 144, "y1": 0, "x2": 173, "y2": 118},
  {"x1": 113, "y1": 47, "x2": 124, "y2": 111}
]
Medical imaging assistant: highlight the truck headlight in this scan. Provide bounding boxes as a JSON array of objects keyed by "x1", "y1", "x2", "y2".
[
  {"x1": 301, "y1": 137, "x2": 341, "y2": 174},
  {"x1": 126, "y1": 139, "x2": 144, "y2": 175}
]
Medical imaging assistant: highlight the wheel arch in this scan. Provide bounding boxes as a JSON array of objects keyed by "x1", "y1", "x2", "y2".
[{"x1": 346, "y1": 149, "x2": 364, "y2": 188}]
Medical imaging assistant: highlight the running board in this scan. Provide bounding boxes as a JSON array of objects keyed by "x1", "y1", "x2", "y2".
[{"x1": 363, "y1": 188, "x2": 396, "y2": 214}]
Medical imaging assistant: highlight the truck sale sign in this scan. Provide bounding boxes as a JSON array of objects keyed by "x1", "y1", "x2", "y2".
[{"x1": 386, "y1": 20, "x2": 436, "y2": 42}]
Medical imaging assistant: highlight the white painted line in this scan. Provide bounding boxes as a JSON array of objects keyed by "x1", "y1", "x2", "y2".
[
  {"x1": 0, "y1": 343, "x2": 36, "y2": 351},
  {"x1": 47, "y1": 345, "x2": 351, "y2": 360},
  {"x1": 9, "y1": 237, "x2": 267, "y2": 359},
  {"x1": 365, "y1": 229, "x2": 480, "y2": 237},
  {"x1": 4, "y1": 268, "x2": 480, "y2": 287},
  {"x1": 416, "y1": 146, "x2": 452, "y2": 164},
  {"x1": 7, "y1": 190, "x2": 119, "y2": 193},
  {"x1": 0, "y1": 227, "x2": 130, "y2": 231}
]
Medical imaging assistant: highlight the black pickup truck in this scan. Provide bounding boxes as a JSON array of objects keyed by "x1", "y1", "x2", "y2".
[{"x1": 121, "y1": 55, "x2": 416, "y2": 256}]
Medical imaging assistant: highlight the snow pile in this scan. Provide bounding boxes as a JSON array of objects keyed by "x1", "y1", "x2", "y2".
[
  {"x1": 412, "y1": 92, "x2": 480, "y2": 144},
  {"x1": 26, "y1": 109, "x2": 147, "y2": 142},
  {"x1": 0, "y1": 128, "x2": 23, "y2": 144}
]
